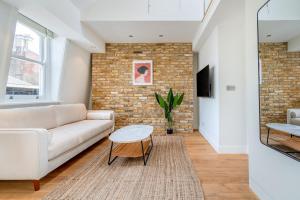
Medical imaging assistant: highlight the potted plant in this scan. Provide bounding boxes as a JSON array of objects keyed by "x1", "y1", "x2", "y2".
[{"x1": 155, "y1": 88, "x2": 184, "y2": 134}]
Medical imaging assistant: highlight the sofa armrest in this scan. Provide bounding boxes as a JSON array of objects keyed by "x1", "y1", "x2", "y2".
[
  {"x1": 287, "y1": 109, "x2": 300, "y2": 124},
  {"x1": 87, "y1": 110, "x2": 115, "y2": 121},
  {"x1": 0, "y1": 129, "x2": 49, "y2": 180}
]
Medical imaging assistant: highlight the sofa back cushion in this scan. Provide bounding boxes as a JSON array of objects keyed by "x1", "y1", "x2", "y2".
[
  {"x1": 54, "y1": 104, "x2": 87, "y2": 126},
  {"x1": 0, "y1": 106, "x2": 57, "y2": 129}
]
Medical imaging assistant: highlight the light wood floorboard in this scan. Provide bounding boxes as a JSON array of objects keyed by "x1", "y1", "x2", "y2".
[
  {"x1": 184, "y1": 133, "x2": 258, "y2": 200},
  {"x1": 0, "y1": 132, "x2": 258, "y2": 200}
]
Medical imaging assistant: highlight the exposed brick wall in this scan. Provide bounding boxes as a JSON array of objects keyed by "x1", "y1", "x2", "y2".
[
  {"x1": 92, "y1": 43, "x2": 193, "y2": 134},
  {"x1": 259, "y1": 42, "x2": 300, "y2": 132}
]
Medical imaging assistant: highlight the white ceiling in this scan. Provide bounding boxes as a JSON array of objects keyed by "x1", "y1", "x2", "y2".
[
  {"x1": 258, "y1": 0, "x2": 300, "y2": 21},
  {"x1": 70, "y1": 0, "x2": 96, "y2": 12},
  {"x1": 258, "y1": 20, "x2": 300, "y2": 42},
  {"x1": 3, "y1": 0, "x2": 203, "y2": 51},
  {"x1": 71, "y1": 0, "x2": 202, "y2": 43},
  {"x1": 86, "y1": 21, "x2": 200, "y2": 43}
]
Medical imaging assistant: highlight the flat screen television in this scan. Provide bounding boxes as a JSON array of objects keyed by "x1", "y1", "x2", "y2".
[{"x1": 197, "y1": 65, "x2": 211, "y2": 97}]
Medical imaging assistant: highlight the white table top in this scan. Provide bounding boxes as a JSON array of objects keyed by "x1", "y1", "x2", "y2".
[
  {"x1": 266, "y1": 123, "x2": 300, "y2": 137},
  {"x1": 109, "y1": 125, "x2": 154, "y2": 143}
]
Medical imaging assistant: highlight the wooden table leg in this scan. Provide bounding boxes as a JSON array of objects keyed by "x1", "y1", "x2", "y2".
[{"x1": 32, "y1": 180, "x2": 40, "y2": 191}]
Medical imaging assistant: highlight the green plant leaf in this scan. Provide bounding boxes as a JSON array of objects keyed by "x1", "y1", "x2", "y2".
[
  {"x1": 167, "y1": 88, "x2": 174, "y2": 111},
  {"x1": 155, "y1": 93, "x2": 160, "y2": 104},
  {"x1": 167, "y1": 88, "x2": 174, "y2": 102},
  {"x1": 155, "y1": 90, "x2": 183, "y2": 121},
  {"x1": 173, "y1": 94, "x2": 180, "y2": 109},
  {"x1": 164, "y1": 103, "x2": 170, "y2": 119},
  {"x1": 177, "y1": 93, "x2": 184, "y2": 106},
  {"x1": 155, "y1": 93, "x2": 167, "y2": 109}
]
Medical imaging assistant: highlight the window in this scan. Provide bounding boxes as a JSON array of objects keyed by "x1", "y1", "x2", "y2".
[{"x1": 6, "y1": 15, "x2": 54, "y2": 101}]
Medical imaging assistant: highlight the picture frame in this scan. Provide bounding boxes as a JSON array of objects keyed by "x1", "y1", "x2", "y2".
[{"x1": 132, "y1": 60, "x2": 153, "y2": 86}]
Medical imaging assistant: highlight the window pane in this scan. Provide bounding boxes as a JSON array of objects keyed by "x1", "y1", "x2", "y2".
[
  {"x1": 12, "y1": 22, "x2": 43, "y2": 62},
  {"x1": 6, "y1": 58, "x2": 41, "y2": 96}
]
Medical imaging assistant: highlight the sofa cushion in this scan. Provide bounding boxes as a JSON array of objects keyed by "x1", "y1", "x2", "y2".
[
  {"x1": 87, "y1": 110, "x2": 114, "y2": 120},
  {"x1": 290, "y1": 118, "x2": 300, "y2": 126},
  {"x1": 0, "y1": 106, "x2": 57, "y2": 129},
  {"x1": 48, "y1": 120, "x2": 113, "y2": 160},
  {"x1": 53, "y1": 104, "x2": 87, "y2": 126}
]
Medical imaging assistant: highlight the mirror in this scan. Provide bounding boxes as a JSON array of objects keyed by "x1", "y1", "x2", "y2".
[{"x1": 258, "y1": 0, "x2": 300, "y2": 161}]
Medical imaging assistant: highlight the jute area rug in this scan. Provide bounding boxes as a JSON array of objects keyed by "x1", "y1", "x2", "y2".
[{"x1": 44, "y1": 136, "x2": 204, "y2": 200}]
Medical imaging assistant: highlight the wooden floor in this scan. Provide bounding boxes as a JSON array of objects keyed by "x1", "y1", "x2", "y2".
[
  {"x1": 185, "y1": 133, "x2": 258, "y2": 200},
  {"x1": 0, "y1": 132, "x2": 258, "y2": 200}
]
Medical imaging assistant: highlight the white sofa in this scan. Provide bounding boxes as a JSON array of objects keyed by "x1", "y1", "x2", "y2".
[
  {"x1": 287, "y1": 109, "x2": 300, "y2": 126},
  {"x1": 0, "y1": 104, "x2": 114, "y2": 190}
]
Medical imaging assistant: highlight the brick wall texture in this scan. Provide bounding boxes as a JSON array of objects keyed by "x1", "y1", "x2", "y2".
[
  {"x1": 92, "y1": 43, "x2": 193, "y2": 135},
  {"x1": 259, "y1": 42, "x2": 300, "y2": 132}
]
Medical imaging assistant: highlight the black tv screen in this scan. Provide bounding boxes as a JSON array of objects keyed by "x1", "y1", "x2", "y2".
[{"x1": 197, "y1": 65, "x2": 210, "y2": 97}]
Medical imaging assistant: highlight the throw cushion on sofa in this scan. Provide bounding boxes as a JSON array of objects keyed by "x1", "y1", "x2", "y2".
[
  {"x1": 54, "y1": 104, "x2": 87, "y2": 126},
  {"x1": 0, "y1": 106, "x2": 57, "y2": 129}
]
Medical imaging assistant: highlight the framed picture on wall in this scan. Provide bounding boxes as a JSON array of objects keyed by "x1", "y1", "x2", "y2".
[{"x1": 132, "y1": 60, "x2": 153, "y2": 85}]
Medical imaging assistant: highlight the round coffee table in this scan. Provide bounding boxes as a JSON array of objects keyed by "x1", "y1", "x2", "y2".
[
  {"x1": 266, "y1": 123, "x2": 300, "y2": 144},
  {"x1": 108, "y1": 125, "x2": 154, "y2": 165}
]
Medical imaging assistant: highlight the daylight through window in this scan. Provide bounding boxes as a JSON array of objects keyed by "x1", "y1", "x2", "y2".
[{"x1": 6, "y1": 16, "x2": 53, "y2": 100}]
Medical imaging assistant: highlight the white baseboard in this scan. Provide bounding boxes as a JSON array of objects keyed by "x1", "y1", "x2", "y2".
[
  {"x1": 250, "y1": 176, "x2": 274, "y2": 200},
  {"x1": 218, "y1": 145, "x2": 247, "y2": 154},
  {"x1": 199, "y1": 126, "x2": 219, "y2": 152}
]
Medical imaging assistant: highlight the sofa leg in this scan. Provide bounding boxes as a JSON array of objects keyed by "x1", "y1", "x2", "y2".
[{"x1": 32, "y1": 180, "x2": 40, "y2": 191}]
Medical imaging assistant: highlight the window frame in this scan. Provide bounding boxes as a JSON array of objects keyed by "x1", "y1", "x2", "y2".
[{"x1": 5, "y1": 15, "x2": 52, "y2": 102}]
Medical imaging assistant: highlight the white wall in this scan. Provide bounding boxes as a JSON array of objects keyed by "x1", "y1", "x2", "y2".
[
  {"x1": 51, "y1": 37, "x2": 67, "y2": 101},
  {"x1": 288, "y1": 34, "x2": 300, "y2": 52},
  {"x1": 218, "y1": 0, "x2": 246, "y2": 153},
  {"x1": 198, "y1": 27, "x2": 220, "y2": 151},
  {"x1": 245, "y1": 0, "x2": 300, "y2": 199},
  {"x1": 0, "y1": 1, "x2": 17, "y2": 102},
  {"x1": 56, "y1": 40, "x2": 91, "y2": 106},
  {"x1": 197, "y1": 0, "x2": 246, "y2": 153}
]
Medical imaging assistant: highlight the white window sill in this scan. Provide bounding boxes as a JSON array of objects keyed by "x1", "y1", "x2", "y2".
[{"x1": 0, "y1": 101, "x2": 61, "y2": 109}]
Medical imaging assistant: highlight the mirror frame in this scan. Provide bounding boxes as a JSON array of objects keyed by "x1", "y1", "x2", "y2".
[{"x1": 257, "y1": 0, "x2": 300, "y2": 162}]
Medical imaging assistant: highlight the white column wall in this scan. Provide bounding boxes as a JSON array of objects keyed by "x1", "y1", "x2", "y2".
[
  {"x1": 55, "y1": 40, "x2": 91, "y2": 106},
  {"x1": 50, "y1": 37, "x2": 67, "y2": 102},
  {"x1": 218, "y1": 0, "x2": 246, "y2": 153},
  {"x1": 198, "y1": 27, "x2": 220, "y2": 151},
  {"x1": 197, "y1": 0, "x2": 247, "y2": 153}
]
